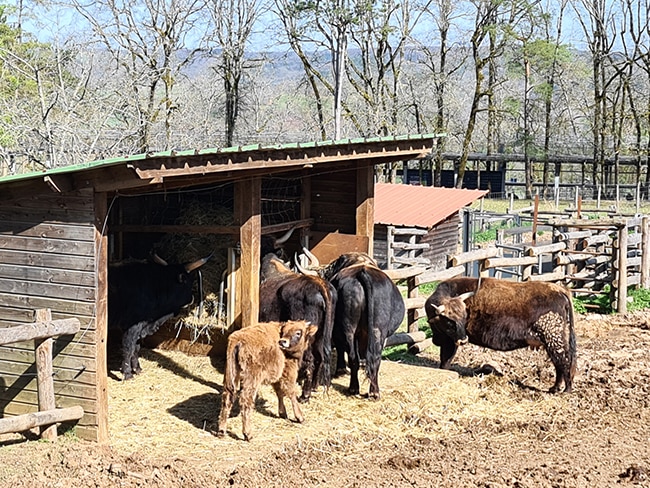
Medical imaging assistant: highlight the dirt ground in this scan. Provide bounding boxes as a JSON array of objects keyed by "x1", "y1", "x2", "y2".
[{"x1": 1, "y1": 311, "x2": 650, "y2": 488}]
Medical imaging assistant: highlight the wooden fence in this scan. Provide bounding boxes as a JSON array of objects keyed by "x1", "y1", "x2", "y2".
[
  {"x1": 0, "y1": 309, "x2": 83, "y2": 441},
  {"x1": 385, "y1": 215, "x2": 650, "y2": 353}
]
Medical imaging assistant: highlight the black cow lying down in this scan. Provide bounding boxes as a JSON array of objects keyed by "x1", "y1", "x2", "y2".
[
  {"x1": 108, "y1": 254, "x2": 210, "y2": 380},
  {"x1": 425, "y1": 277, "x2": 577, "y2": 393}
]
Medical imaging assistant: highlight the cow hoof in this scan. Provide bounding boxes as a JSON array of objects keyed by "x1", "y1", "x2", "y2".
[
  {"x1": 215, "y1": 429, "x2": 226, "y2": 438},
  {"x1": 243, "y1": 433, "x2": 252, "y2": 442},
  {"x1": 295, "y1": 416, "x2": 304, "y2": 424},
  {"x1": 122, "y1": 373, "x2": 134, "y2": 381},
  {"x1": 368, "y1": 392, "x2": 380, "y2": 401},
  {"x1": 298, "y1": 395, "x2": 310, "y2": 404}
]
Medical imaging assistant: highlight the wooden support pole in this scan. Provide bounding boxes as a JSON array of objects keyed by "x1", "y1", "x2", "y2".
[
  {"x1": 35, "y1": 309, "x2": 57, "y2": 441},
  {"x1": 235, "y1": 177, "x2": 261, "y2": 329},
  {"x1": 617, "y1": 225, "x2": 628, "y2": 313}
]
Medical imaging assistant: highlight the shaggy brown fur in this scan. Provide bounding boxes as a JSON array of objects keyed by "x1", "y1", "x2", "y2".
[
  {"x1": 259, "y1": 254, "x2": 336, "y2": 403},
  {"x1": 425, "y1": 277, "x2": 577, "y2": 393},
  {"x1": 217, "y1": 320, "x2": 317, "y2": 441}
]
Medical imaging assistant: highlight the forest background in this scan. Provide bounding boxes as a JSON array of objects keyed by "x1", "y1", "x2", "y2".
[{"x1": 0, "y1": 0, "x2": 648, "y2": 195}]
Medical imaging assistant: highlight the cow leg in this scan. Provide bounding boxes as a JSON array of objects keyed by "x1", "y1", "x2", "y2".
[
  {"x1": 333, "y1": 336, "x2": 348, "y2": 377},
  {"x1": 438, "y1": 335, "x2": 459, "y2": 370},
  {"x1": 347, "y1": 337, "x2": 361, "y2": 396},
  {"x1": 366, "y1": 328, "x2": 382, "y2": 400},
  {"x1": 239, "y1": 381, "x2": 260, "y2": 442},
  {"x1": 120, "y1": 323, "x2": 145, "y2": 380},
  {"x1": 273, "y1": 382, "x2": 288, "y2": 419},
  {"x1": 298, "y1": 348, "x2": 315, "y2": 403},
  {"x1": 534, "y1": 312, "x2": 576, "y2": 394},
  {"x1": 217, "y1": 389, "x2": 235, "y2": 438},
  {"x1": 131, "y1": 343, "x2": 142, "y2": 375}
]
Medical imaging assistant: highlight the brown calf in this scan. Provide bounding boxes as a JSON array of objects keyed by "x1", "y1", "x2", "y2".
[{"x1": 217, "y1": 320, "x2": 317, "y2": 441}]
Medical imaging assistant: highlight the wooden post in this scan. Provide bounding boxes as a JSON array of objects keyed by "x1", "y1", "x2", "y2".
[
  {"x1": 94, "y1": 191, "x2": 110, "y2": 442},
  {"x1": 356, "y1": 165, "x2": 375, "y2": 256},
  {"x1": 642, "y1": 217, "x2": 650, "y2": 289},
  {"x1": 532, "y1": 194, "x2": 539, "y2": 246},
  {"x1": 235, "y1": 177, "x2": 262, "y2": 328},
  {"x1": 387, "y1": 226, "x2": 395, "y2": 269},
  {"x1": 617, "y1": 224, "x2": 628, "y2": 313},
  {"x1": 34, "y1": 309, "x2": 57, "y2": 441}
]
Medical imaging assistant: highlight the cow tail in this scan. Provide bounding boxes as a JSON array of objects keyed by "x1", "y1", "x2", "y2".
[
  {"x1": 318, "y1": 283, "x2": 335, "y2": 389},
  {"x1": 223, "y1": 341, "x2": 241, "y2": 396},
  {"x1": 358, "y1": 269, "x2": 381, "y2": 382}
]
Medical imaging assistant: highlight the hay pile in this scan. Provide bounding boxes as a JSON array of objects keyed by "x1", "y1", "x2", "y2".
[
  {"x1": 155, "y1": 200, "x2": 236, "y2": 341},
  {"x1": 106, "y1": 348, "x2": 568, "y2": 466}
]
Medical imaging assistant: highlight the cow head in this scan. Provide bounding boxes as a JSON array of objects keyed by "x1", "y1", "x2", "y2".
[
  {"x1": 278, "y1": 320, "x2": 318, "y2": 359},
  {"x1": 260, "y1": 226, "x2": 297, "y2": 261},
  {"x1": 260, "y1": 253, "x2": 294, "y2": 283},
  {"x1": 426, "y1": 291, "x2": 474, "y2": 345}
]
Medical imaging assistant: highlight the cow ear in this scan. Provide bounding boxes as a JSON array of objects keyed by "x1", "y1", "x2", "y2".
[{"x1": 305, "y1": 324, "x2": 318, "y2": 338}]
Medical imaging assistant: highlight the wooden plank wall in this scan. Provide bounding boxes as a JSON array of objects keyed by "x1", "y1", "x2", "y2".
[
  {"x1": 310, "y1": 165, "x2": 358, "y2": 236},
  {"x1": 421, "y1": 214, "x2": 462, "y2": 271},
  {"x1": 0, "y1": 187, "x2": 100, "y2": 440}
]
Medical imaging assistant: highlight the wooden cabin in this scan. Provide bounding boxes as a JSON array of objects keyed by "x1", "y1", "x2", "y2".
[
  {"x1": 373, "y1": 184, "x2": 487, "y2": 270},
  {"x1": 0, "y1": 135, "x2": 437, "y2": 442}
]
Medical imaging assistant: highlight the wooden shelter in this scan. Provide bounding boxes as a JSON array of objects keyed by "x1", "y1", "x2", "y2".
[
  {"x1": 0, "y1": 134, "x2": 437, "y2": 442},
  {"x1": 373, "y1": 184, "x2": 487, "y2": 270}
]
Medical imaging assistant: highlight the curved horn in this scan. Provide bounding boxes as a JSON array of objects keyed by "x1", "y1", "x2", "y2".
[
  {"x1": 294, "y1": 253, "x2": 319, "y2": 276},
  {"x1": 274, "y1": 225, "x2": 297, "y2": 245},
  {"x1": 432, "y1": 304, "x2": 445, "y2": 315},
  {"x1": 458, "y1": 291, "x2": 475, "y2": 302},
  {"x1": 301, "y1": 246, "x2": 320, "y2": 267},
  {"x1": 184, "y1": 253, "x2": 213, "y2": 273},
  {"x1": 151, "y1": 252, "x2": 168, "y2": 266}
]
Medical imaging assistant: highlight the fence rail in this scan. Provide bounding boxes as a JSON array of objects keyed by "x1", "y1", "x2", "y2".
[{"x1": 0, "y1": 309, "x2": 83, "y2": 440}]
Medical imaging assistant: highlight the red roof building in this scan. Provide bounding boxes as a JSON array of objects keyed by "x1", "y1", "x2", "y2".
[{"x1": 373, "y1": 184, "x2": 488, "y2": 269}]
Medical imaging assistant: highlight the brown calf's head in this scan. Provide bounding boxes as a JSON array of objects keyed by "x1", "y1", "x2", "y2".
[
  {"x1": 427, "y1": 292, "x2": 474, "y2": 345},
  {"x1": 278, "y1": 320, "x2": 318, "y2": 358}
]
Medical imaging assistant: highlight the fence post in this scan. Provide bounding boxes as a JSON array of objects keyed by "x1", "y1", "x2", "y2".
[
  {"x1": 616, "y1": 224, "x2": 628, "y2": 313},
  {"x1": 642, "y1": 217, "x2": 650, "y2": 289},
  {"x1": 34, "y1": 308, "x2": 57, "y2": 441}
]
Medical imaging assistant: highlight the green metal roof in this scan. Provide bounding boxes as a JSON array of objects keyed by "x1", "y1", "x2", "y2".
[{"x1": 0, "y1": 133, "x2": 442, "y2": 185}]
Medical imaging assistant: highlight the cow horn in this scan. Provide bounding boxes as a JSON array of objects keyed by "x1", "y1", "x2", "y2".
[
  {"x1": 458, "y1": 291, "x2": 475, "y2": 302},
  {"x1": 274, "y1": 225, "x2": 297, "y2": 245},
  {"x1": 294, "y1": 253, "x2": 318, "y2": 276},
  {"x1": 151, "y1": 252, "x2": 168, "y2": 266},
  {"x1": 301, "y1": 246, "x2": 320, "y2": 267},
  {"x1": 432, "y1": 304, "x2": 445, "y2": 314},
  {"x1": 184, "y1": 253, "x2": 213, "y2": 273}
]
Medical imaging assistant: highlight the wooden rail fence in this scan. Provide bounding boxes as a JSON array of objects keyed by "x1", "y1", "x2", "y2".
[
  {"x1": 385, "y1": 215, "x2": 650, "y2": 354},
  {"x1": 0, "y1": 309, "x2": 83, "y2": 441}
]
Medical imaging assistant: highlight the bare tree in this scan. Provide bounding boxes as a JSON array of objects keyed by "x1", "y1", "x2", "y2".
[
  {"x1": 70, "y1": 0, "x2": 207, "y2": 153},
  {"x1": 207, "y1": 0, "x2": 265, "y2": 147}
]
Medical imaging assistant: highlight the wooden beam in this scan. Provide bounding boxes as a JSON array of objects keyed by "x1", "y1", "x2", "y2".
[
  {"x1": 0, "y1": 318, "x2": 80, "y2": 345},
  {"x1": 235, "y1": 177, "x2": 261, "y2": 328},
  {"x1": 356, "y1": 165, "x2": 374, "y2": 256},
  {"x1": 94, "y1": 191, "x2": 110, "y2": 443},
  {"x1": 0, "y1": 406, "x2": 84, "y2": 436}
]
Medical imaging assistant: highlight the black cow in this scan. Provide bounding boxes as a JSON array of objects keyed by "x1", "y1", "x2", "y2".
[
  {"x1": 108, "y1": 254, "x2": 210, "y2": 380},
  {"x1": 425, "y1": 277, "x2": 577, "y2": 393},
  {"x1": 319, "y1": 252, "x2": 405, "y2": 400},
  {"x1": 259, "y1": 253, "x2": 336, "y2": 402}
]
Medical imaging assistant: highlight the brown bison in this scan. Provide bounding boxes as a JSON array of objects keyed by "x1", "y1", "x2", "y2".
[
  {"x1": 217, "y1": 320, "x2": 317, "y2": 441},
  {"x1": 259, "y1": 253, "x2": 336, "y2": 403},
  {"x1": 425, "y1": 277, "x2": 576, "y2": 393}
]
